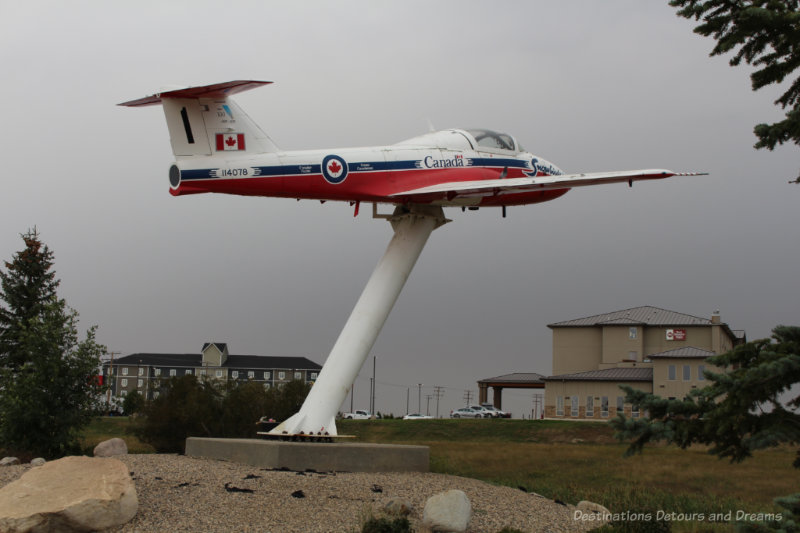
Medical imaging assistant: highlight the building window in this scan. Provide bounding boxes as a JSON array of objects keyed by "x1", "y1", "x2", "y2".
[
  {"x1": 586, "y1": 396, "x2": 594, "y2": 417},
  {"x1": 153, "y1": 391, "x2": 160, "y2": 399},
  {"x1": 632, "y1": 404, "x2": 640, "y2": 418},
  {"x1": 698, "y1": 365, "x2": 705, "y2": 381},
  {"x1": 199, "y1": 369, "x2": 206, "y2": 376},
  {"x1": 310, "y1": 372, "x2": 318, "y2": 380},
  {"x1": 215, "y1": 370, "x2": 223, "y2": 378},
  {"x1": 294, "y1": 372, "x2": 302, "y2": 380},
  {"x1": 154, "y1": 368, "x2": 161, "y2": 377},
  {"x1": 232, "y1": 371, "x2": 239, "y2": 379},
  {"x1": 264, "y1": 383, "x2": 271, "y2": 390},
  {"x1": 248, "y1": 371, "x2": 254, "y2": 379},
  {"x1": 683, "y1": 365, "x2": 691, "y2": 381},
  {"x1": 279, "y1": 371, "x2": 286, "y2": 380},
  {"x1": 556, "y1": 396, "x2": 564, "y2": 416},
  {"x1": 601, "y1": 396, "x2": 609, "y2": 417},
  {"x1": 617, "y1": 396, "x2": 624, "y2": 414},
  {"x1": 138, "y1": 367, "x2": 145, "y2": 376},
  {"x1": 629, "y1": 327, "x2": 637, "y2": 339},
  {"x1": 170, "y1": 369, "x2": 176, "y2": 377},
  {"x1": 570, "y1": 396, "x2": 578, "y2": 417},
  {"x1": 668, "y1": 365, "x2": 676, "y2": 380},
  {"x1": 121, "y1": 378, "x2": 128, "y2": 387},
  {"x1": 186, "y1": 369, "x2": 192, "y2": 376},
  {"x1": 264, "y1": 371, "x2": 270, "y2": 380},
  {"x1": 137, "y1": 379, "x2": 143, "y2": 388},
  {"x1": 122, "y1": 368, "x2": 129, "y2": 376}
]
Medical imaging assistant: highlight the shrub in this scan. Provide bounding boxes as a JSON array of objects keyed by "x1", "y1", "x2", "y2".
[{"x1": 133, "y1": 377, "x2": 312, "y2": 452}]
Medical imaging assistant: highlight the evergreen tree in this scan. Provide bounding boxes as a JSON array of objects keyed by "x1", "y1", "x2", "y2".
[
  {"x1": 669, "y1": 0, "x2": 800, "y2": 183},
  {"x1": 0, "y1": 229, "x2": 60, "y2": 369},
  {"x1": 0, "y1": 229, "x2": 106, "y2": 458},
  {"x1": 613, "y1": 325, "x2": 800, "y2": 531}
]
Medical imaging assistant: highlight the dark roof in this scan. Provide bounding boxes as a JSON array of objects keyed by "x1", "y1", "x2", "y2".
[
  {"x1": 202, "y1": 342, "x2": 228, "y2": 353},
  {"x1": 109, "y1": 353, "x2": 321, "y2": 370},
  {"x1": 647, "y1": 346, "x2": 715, "y2": 359},
  {"x1": 478, "y1": 372, "x2": 546, "y2": 384},
  {"x1": 545, "y1": 367, "x2": 653, "y2": 382},
  {"x1": 548, "y1": 306, "x2": 713, "y2": 328}
]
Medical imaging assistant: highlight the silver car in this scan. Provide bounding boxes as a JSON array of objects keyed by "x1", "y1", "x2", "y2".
[{"x1": 450, "y1": 407, "x2": 482, "y2": 419}]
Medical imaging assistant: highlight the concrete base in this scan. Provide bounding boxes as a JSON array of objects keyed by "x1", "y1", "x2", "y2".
[{"x1": 185, "y1": 437, "x2": 429, "y2": 473}]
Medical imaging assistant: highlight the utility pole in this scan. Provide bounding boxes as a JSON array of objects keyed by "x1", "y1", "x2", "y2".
[
  {"x1": 105, "y1": 351, "x2": 120, "y2": 415},
  {"x1": 425, "y1": 394, "x2": 433, "y2": 416},
  {"x1": 406, "y1": 388, "x2": 409, "y2": 415},
  {"x1": 433, "y1": 385, "x2": 444, "y2": 418},
  {"x1": 463, "y1": 390, "x2": 473, "y2": 406},
  {"x1": 418, "y1": 383, "x2": 422, "y2": 413},
  {"x1": 371, "y1": 355, "x2": 376, "y2": 415},
  {"x1": 369, "y1": 378, "x2": 374, "y2": 414}
]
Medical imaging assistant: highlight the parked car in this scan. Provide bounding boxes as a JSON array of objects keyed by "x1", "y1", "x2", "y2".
[
  {"x1": 402, "y1": 413, "x2": 433, "y2": 420},
  {"x1": 478, "y1": 403, "x2": 510, "y2": 418},
  {"x1": 342, "y1": 410, "x2": 373, "y2": 419},
  {"x1": 468, "y1": 405, "x2": 495, "y2": 418},
  {"x1": 450, "y1": 407, "x2": 482, "y2": 418}
]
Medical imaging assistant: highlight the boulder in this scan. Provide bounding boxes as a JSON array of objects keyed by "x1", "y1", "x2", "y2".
[
  {"x1": 0, "y1": 457, "x2": 19, "y2": 466},
  {"x1": 93, "y1": 437, "x2": 128, "y2": 457},
  {"x1": 384, "y1": 497, "x2": 414, "y2": 517},
  {"x1": 30, "y1": 458, "x2": 45, "y2": 467},
  {"x1": 577, "y1": 500, "x2": 611, "y2": 517},
  {"x1": 0, "y1": 455, "x2": 138, "y2": 532},
  {"x1": 422, "y1": 489, "x2": 471, "y2": 532}
]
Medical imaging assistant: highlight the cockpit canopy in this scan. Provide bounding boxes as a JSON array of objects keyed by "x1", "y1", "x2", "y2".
[
  {"x1": 395, "y1": 128, "x2": 525, "y2": 153},
  {"x1": 465, "y1": 129, "x2": 523, "y2": 152}
]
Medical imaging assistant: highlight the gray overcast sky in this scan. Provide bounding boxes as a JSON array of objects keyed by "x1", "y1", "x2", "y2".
[{"x1": 1, "y1": 1, "x2": 797, "y2": 418}]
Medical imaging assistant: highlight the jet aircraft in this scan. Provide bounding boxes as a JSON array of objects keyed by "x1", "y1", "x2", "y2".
[
  {"x1": 121, "y1": 80, "x2": 703, "y2": 437},
  {"x1": 119, "y1": 80, "x2": 702, "y2": 216}
]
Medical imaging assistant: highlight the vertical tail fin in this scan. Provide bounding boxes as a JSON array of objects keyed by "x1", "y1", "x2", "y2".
[{"x1": 119, "y1": 80, "x2": 278, "y2": 159}]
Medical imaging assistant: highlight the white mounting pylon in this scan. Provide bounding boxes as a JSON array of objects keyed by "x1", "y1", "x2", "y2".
[{"x1": 270, "y1": 204, "x2": 449, "y2": 436}]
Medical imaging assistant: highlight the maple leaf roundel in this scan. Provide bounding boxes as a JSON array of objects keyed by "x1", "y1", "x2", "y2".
[{"x1": 322, "y1": 154, "x2": 348, "y2": 184}]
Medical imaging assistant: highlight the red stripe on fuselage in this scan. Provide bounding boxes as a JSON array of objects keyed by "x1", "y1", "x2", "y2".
[{"x1": 170, "y1": 166, "x2": 566, "y2": 206}]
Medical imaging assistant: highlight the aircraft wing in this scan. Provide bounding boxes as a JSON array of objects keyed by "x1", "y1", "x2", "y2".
[{"x1": 390, "y1": 169, "x2": 706, "y2": 200}]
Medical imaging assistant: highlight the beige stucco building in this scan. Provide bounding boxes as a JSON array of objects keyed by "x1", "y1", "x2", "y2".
[{"x1": 543, "y1": 306, "x2": 745, "y2": 420}]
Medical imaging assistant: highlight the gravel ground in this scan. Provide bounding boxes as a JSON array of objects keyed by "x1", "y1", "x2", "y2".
[{"x1": 0, "y1": 455, "x2": 601, "y2": 533}]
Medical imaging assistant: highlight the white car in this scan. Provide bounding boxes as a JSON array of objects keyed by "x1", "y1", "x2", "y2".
[
  {"x1": 402, "y1": 413, "x2": 433, "y2": 420},
  {"x1": 343, "y1": 410, "x2": 373, "y2": 420},
  {"x1": 468, "y1": 405, "x2": 495, "y2": 418},
  {"x1": 450, "y1": 407, "x2": 482, "y2": 419}
]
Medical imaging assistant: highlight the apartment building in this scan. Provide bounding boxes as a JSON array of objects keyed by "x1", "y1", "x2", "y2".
[{"x1": 103, "y1": 343, "x2": 322, "y2": 401}]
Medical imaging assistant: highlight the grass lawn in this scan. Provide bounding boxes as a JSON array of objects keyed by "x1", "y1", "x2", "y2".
[
  {"x1": 83, "y1": 417, "x2": 796, "y2": 531},
  {"x1": 337, "y1": 419, "x2": 796, "y2": 530}
]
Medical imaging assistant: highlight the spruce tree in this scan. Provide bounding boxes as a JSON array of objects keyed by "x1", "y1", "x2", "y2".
[
  {"x1": 669, "y1": 0, "x2": 800, "y2": 183},
  {"x1": 0, "y1": 229, "x2": 106, "y2": 457},
  {"x1": 0, "y1": 229, "x2": 60, "y2": 369},
  {"x1": 613, "y1": 325, "x2": 800, "y2": 530}
]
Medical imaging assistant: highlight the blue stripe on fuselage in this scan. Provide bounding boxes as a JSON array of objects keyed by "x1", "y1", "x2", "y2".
[{"x1": 179, "y1": 158, "x2": 526, "y2": 181}]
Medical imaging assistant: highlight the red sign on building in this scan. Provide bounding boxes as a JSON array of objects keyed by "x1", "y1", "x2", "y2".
[{"x1": 666, "y1": 329, "x2": 687, "y2": 341}]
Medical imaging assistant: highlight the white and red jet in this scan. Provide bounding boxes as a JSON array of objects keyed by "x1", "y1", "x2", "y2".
[
  {"x1": 120, "y1": 80, "x2": 701, "y2": 215},
  {"x1": 121, "y1": 80, "x2": 703, "y2": 437}
]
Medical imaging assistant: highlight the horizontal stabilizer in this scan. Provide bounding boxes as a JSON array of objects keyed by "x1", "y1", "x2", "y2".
[{"x1": 118, "y1": 80, "x2": 272, "y2": 107}]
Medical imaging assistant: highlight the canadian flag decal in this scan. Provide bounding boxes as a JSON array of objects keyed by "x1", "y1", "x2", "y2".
[{"x1": 216, "y1": 133, "x2": 245, "y2": 151}]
